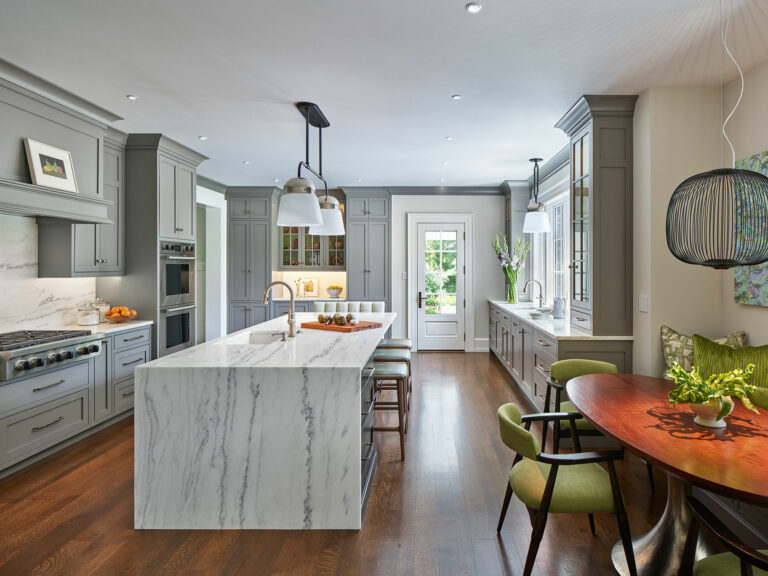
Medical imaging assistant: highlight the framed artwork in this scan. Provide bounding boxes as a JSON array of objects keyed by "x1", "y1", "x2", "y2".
[
  {"x1": 734, "y1": 151, "x2": 768, "y2": 307},
  {"x1": 302, "y1": 278, "x2": 319, "y2": 297},
  {"x1": 23, "y1": 138, "x2": 78, "y2": 193}
]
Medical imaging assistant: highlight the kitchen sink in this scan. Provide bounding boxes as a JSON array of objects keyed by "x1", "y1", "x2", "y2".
[{"x1": 248, "y1": 331, "x2": 290, "y2": 345}]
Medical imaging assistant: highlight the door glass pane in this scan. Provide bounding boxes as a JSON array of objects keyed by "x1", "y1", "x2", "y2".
[
  {"x1": 327, "y1": 235, "x2": 344, "y2": 267},
  {"x1": 304, "y1": 231, "x2": 321, "y2": 267},
  {"x1": 423, "y1": 229, "x2": 459, "y2": 316}
]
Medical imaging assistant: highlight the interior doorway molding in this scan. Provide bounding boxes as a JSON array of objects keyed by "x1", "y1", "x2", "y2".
[{"x1": 407, "y1": 212, "x2": 475, "y2": 352}]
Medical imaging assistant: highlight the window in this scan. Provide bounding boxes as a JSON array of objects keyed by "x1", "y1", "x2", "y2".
[{"x1": 530, "y1": 191, "x2": 570, "y2": 304}]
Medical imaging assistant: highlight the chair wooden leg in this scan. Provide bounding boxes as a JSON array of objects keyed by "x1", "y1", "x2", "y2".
[
  {"x1": 398, "y1": 378, "x2": 405, "y2": 460},
  {"x1": 646, "y1": 461, "x2": 655, "y2": 492},
  {"x1": 678, "y1": 515, "x2": 699, "y2": 576},
  {"x1": 608, "y1": 460, "x2": 637, "y2": 576},
  {"x1": 526, "y1": 506, "x2": 536, "y2": 528},
  {"x1": 588, "y1": 513, "x2": 596, "y2": 535},
  {"x1": 496, "y1": 483, "x2": 513, "y2": 533},
  {"x1": 522, "y1": 464, "x2": 558, "y2": 576},
  {"x1": 553, "y1": 421, "x2": 561, "y2": 455}
]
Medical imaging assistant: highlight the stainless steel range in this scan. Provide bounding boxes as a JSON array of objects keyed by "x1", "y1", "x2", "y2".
[{"x1": 0, "y1": 330, "x2": 104, "y2": 381}]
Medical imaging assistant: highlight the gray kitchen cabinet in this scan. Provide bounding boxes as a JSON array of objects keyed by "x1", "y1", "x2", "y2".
[
  {"x1": 159, "y1": 154, "x2": 196, "y2": 241},
  {"x1": 347, "y1": 196, "x2": 389, "y2": 219},
  {"x1": 555, "y1": 95, "x2": 636, "y2": 336},
  {"x1": 229, "y1": 196, "x2": 270, "y2": 219},
  {"x1": 229, "y1": 303, "x2": 268, "y2": 332},
  {"x1": 270, "y1": 301, "x2": 311, "y2": 319},
  {"x1": 228, "y1": 220, "x2": 270, "y2": 302},
  {"x1": 92, "y1": 337, "x2": 112, "y2": 423},
  {"x1": 37, "y1": 130, "x2": 126, "y2": 277},
  {"x1": 278, "y1": 228, "x2": 345, "y2": 270},
  {"x1": 346, "y1": 220, "x2": 389, "y2": 302}
]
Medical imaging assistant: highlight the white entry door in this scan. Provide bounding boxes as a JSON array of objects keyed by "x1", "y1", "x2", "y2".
[{"x1": 417, "y1": 222, "x2": 465, "y2": 350}]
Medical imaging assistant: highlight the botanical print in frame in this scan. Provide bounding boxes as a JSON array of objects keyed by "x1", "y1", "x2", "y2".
[
  {"x1": 734, "y1": 151, "x2": 768, "y2": 307},
  {"x1": 302, "y1": 278, "x2": 319, "y2": 297},
  {"x1": 23, "y1": 138, "x2": 79, "y2": 193}
]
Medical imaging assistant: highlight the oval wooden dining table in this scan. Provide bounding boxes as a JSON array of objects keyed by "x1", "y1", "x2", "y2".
[{"x1": 567, "y1": 373, "x2": 768, "y2": 576}]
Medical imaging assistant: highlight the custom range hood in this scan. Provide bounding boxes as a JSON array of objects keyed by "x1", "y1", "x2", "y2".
[{"x1": 0, "y1": 58, "x2": 121, "y2": 224}]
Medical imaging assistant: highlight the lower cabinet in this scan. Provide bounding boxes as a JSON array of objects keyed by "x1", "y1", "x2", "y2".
[
  {"x1": 229, "y1": 303, "x2": 268, "y2": 333},
  {"x1": 269, "y1": 301, "x2": 312, "y2": 320},
  {"x1": 488, "y1": 303, "x2": 632, "y2": 411},
  {"x1": 0, "y1": 325, "x2": 152, "y2": 473}
]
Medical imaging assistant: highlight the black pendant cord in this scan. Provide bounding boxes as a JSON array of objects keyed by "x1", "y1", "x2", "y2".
[
  {"x1": 529, "y1": 158, "x2": 543, "y2": 205},
  {"x1": 296, "y1": 113, "x2": 328, "y2": 196}
]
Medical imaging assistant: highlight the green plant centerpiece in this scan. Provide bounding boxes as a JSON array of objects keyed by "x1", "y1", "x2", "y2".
[
  {"x1": 492, "y1": 233, "x2": 530, "y2": 304},
  {"x1": 666, "y1": 362, "x2": 759, "y2": 428}
]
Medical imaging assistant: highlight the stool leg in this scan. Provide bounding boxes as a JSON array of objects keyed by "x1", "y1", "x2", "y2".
[{"x1": 398, "y1": 377, "x2": 405, "y2": 460}]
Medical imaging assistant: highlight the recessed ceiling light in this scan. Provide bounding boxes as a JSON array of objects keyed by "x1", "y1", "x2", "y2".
[
  {"x1": 465, "y1": 2, "x2": 482, "y2": 14},
  {"x1": 451, "y1": 94, "x2": 462, "y2": 101},
  {"x1": 445, "y1": 136, "x2": 453, "y2": 142},
  {"x1": 126, "y1": 94, "x2": 138, "y2": 101},
  {"x1": 273, "y1": 178, "x2": 280, "y2": 183},
  {"x1": 356, "y1": 178, "x2": 363, "y2": 183},
  {"x1": 441, "y1": 161, "x2": 449, "y2": 166},
  {"x1": 440, "y1": 178, "x2": 445, "y2": 183},
  {"x1": 198, "y1": 136, "x2": 208, "y2": 141},
  {"x1": 242, "y1": 161, "x2": 251, "y2": 165}
]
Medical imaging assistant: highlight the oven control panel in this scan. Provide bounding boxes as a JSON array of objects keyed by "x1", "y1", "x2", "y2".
[
  {"x1": 2, "y1": 339, "x2": 103, "y2": 381},
  {"x1": 160, "y1": 241, "x2": 195, "y2": 257}
]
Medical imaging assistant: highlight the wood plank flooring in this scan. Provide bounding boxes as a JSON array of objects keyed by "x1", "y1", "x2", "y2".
[{"x1": 0, "y1": 352, "x2": 665, "y2": 575}]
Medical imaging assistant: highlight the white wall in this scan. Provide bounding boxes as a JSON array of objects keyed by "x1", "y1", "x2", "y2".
[
  {"x1": 720, "y1": 57, "x2": 768, "y2": 345},
  {"x1": 0, "y1": 214, "x2": 96, "y2": 330},
  {"x1": 390, "y1": 195, "x2": 506, "y2": 348},
  {"x1": 196, "y1": 185, "x2": 227, "y2": 338},
  {"x1": 633, "y1": 86, "x2": 726, "y2": 376}
]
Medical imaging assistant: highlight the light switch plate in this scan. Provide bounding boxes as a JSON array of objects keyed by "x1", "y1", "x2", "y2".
[
  {"x1": 638, "y1": 295, "x2": 649, "y2": 313},
  {"x1": 401, "y1": 272, "x2": 407, "y2": 280}
]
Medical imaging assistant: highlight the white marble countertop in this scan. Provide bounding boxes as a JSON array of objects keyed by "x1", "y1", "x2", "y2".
[
  {"x1": 488, "y1": 300, "x2": 633, "y2": 341},
  {"x1": 0, "y1": 319, "x2": 153, "y2": 336},
  {"x1": 141, "y1": 312, "x2": 395, "y2": 370},
  {"x1": 270, "y1": 297, "x2": 347, "y2": 302}
]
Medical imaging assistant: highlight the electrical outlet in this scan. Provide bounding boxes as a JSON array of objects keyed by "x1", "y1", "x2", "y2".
[{"x1": 638, "y1": 295, "x2": 649, "y2": 313}]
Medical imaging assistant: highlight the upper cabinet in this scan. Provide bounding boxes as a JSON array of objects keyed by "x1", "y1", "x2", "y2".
[
  {"x1": 555, "y1": 95, "x2": 636, "y2": 336},
  {"x1": 347, "y1": 196, "x2": 389, "y2": 219},
  {"x1": 158, "y1": 155, "x2": 195, "y2": 241},
  {"x1": 38, "y1": 129, "x2": 126, "y2": 277},
  {"x1": 345, "y1": 191, "x2": 390, "y2": 303}
]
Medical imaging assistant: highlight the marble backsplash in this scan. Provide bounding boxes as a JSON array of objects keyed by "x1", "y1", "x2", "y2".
[{"x1": 0, "y1": 214, "x2": 95, "y2": 330}]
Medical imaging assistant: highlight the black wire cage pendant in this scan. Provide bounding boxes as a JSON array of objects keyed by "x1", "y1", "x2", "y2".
[{"x1": 666, "y1": 168, "x2": 768, "y2": 269}]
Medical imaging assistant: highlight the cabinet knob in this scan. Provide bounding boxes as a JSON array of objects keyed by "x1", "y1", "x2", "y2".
[{"x1": 175, "y1": 227, "x2": 184, "y2": 232}]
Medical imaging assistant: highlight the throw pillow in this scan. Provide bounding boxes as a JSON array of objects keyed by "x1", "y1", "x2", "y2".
[
  {"x1": 660, "y1": 325, "x2": 745, "y2": 374},
  {"x1": 693, "y1": 334, "x2": 768, "y2": 409}
]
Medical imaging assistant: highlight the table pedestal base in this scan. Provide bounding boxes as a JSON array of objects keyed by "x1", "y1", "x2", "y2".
[{"x1": 611, "y1": 473, "x2": 716, "y2": 576}]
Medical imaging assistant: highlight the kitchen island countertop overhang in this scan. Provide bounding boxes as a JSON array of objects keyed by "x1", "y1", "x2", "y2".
[{"x1": 134, "y1": 312, "x2": 395, "y2": 530}]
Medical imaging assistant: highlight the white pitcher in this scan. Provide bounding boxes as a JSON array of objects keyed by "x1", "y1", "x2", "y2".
[{"x1": 552, "y1": 297, "x2": 567, "y2": 319}]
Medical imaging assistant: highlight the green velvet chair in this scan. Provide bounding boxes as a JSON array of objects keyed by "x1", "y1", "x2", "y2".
[
  {"x1": 496, "y1": 403, "x2": 637, "y2": 576},
  {"x1": 543, "y1": 359, "x2": 656, "y2": 491},
  {"x1": 679, "y1": 496, "x2": 768, "y2": 576}
]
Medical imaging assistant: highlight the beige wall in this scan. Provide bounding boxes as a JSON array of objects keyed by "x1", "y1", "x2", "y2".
[
  {"x1": 633, "y1": 86, "x2": 727, "y2": 376},
  {"x1": 720, "y1": 57, "x2": 768, "y2": 345}
]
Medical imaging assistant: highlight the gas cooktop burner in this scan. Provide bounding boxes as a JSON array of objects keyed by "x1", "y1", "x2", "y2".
[{"x1": 0, "y1": 330, "x2": 93, "y2": 351}]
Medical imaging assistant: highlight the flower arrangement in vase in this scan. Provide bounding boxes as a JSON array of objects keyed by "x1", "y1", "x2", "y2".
[
  {"x1": 666, "y1": 362, "x2": 758, "y2": 428},
  {"x1": 492, "y1": 233, "x2": 530, "y2": 304}
]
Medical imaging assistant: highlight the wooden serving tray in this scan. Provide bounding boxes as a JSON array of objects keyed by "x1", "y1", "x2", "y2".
[{"x1": 301, "y1": 320, "x2": 383, "y2": 333}]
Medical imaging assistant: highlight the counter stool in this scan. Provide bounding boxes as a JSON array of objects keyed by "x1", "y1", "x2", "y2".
[
  {"x1": 378, "y1": 338, "x2": 413, "y2": 350},
  {"x1": 373, "y1": 362, "x2": 409, "y2": 460},
  {"x1": 373, "y1": 348, "x2": 412, "y2": 410}
]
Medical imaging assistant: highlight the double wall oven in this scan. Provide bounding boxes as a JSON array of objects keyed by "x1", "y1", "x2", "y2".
[{"x1": 159, "y1": 242, "x2": 196, "y2": 356}]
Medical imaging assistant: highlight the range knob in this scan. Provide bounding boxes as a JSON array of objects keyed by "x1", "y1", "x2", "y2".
[
  {"x1": 14, "y1": 359, "x2": 31, "y2": 371},
  {"x1": 29, "y1": 357, "x2": 44, "y2": 367},
  {"x1": 61, "y1": 350, "x2": 74, "y2": 360},
  {"x1": 48, "y1": 352, "x2": 62, "y2": 363},
  {"x1": 87, "y1": 344, "x2": 99, "y2": 354},
  {"x1": 76, "y1": 346, "x2": 89, "y2": 356}
]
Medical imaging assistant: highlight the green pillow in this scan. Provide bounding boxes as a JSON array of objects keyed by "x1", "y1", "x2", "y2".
[
  {"x1": 693, "y1": 334, "x2": 768, "y2": 409},
  {"x1": 660, "y1": 325, "x2": 745, "y2": 375}
]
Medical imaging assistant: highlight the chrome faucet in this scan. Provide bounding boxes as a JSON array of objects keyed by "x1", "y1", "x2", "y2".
[
  {"x1": 524, "y1": 280, "x2": 544, "y2": 309},
  {"x1": 262, "y1": 281, "x2": 299, "y2": 337}
]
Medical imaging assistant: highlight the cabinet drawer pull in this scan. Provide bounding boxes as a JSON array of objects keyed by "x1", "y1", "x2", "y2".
[
  {"x1": 122, "y1": 357, "x2": 144, "y2": 367},
  {"x1": 568, "y1": 264, "x2": 579, "y2": 269},
  {"x1": 32, "y1": 416, "x2": 64, "y2": 432},
  {"x1": 575, "y1": 316, "x2": 588, "y2": 322},
  {"x1": 511, "y1": 321, "x2": 519, "y2": 326},
  {"x1": 535, "y1": 339, "x2": 550, "y2": 347},
  {"x1": 33, "y1": 379, "x2": 65, "y2": 392},
  {"x1": 536, "y1": 363, "x2": 551, "y2": 374},
  {"x1": 122, "y1": 391, "x2": 135, "y2": 398},
  {"x1": 123, "y1": 335, "x2": 145, "y2": 342},
  {"x1": 502, "y1": 315, "x2": 508, "y2": 320}
]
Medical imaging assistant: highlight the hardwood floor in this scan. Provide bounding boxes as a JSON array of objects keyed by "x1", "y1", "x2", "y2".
[{"x1": 0, "y1": 352, "x2": 665, "y2": 575}]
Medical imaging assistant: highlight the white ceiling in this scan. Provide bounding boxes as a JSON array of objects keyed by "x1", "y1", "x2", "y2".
[{"x1": 1, "y1": 0, "x2": 768, "y2": 188}]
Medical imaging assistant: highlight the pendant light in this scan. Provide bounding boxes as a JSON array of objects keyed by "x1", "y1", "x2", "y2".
[
  {"x1": 276, "y1": 102, "x2": 328, "y2": 228},
  {"x1": 666, "y1": 4, "x2": 768, "y2": 269},
  {"x1": 522, "y1": 157, "x2": 551, "y2": 234}
]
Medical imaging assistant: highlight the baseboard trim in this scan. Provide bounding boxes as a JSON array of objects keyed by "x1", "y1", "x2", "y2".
[{"x1": 473, "y1": 337, "x2": 489, "y2": 352}]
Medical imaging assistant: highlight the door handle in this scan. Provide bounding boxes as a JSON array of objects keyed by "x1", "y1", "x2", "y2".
[{"x1": 418, "y1": 292, "x2": 423, "y2": 309}]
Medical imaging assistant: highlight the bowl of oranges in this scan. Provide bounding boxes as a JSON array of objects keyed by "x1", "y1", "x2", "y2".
[
  {"x1": 105, "y1": 306, "x2": 137, "y2": 323},
  {"x1": 326, "y1": 285, "x2": 343, "y2": 299}
]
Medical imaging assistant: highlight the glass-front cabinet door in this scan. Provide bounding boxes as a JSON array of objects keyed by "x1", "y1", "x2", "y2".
[
  {"x1": 281, "y1": 227, "x2": 300, "y2": 267},
  {"x1": 303, "y1": 232, "x2": 322, "y2": 267},
  {"x1": 326, "y1": 235, "x2": 345, "y2": 268},
  {"x1": 571, "y1": 130, "x2": 591, "y2": 311}
]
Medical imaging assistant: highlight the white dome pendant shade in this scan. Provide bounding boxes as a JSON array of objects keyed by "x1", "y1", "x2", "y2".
[
  {"x1": 276, "y1": 177, "x2": 323, "y2": 227},
  {"x1": 523, "y1": 207, "x2": 551, "y2": 233},
  {"x1": 522, "y1": 157, "x2": 551, "y2": 234},
  {"x1": 309, "y1": 195, "x2": 345, "y2": 236}
]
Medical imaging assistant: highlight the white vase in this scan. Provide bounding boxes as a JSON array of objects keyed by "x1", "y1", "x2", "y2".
[{"x1": 690, "y1": 398, "x2": 734, "y2": 428}]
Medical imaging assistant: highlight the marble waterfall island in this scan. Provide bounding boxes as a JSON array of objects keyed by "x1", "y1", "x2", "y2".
[{"x1": 134, "y1": 312, "x2": 394, "y2": 530}]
